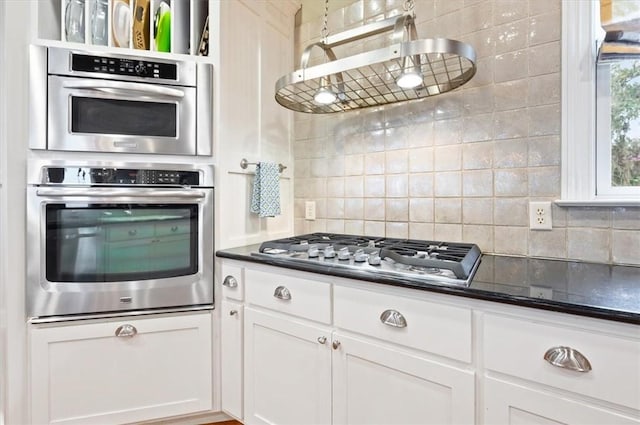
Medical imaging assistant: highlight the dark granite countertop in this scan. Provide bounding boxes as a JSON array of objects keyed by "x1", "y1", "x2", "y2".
[{"x1": 216, "y1": 245, "x2": 640, "y2": 325}]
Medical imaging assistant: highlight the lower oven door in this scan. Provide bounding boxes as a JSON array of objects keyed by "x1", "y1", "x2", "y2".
[{"x1": 26, "y1": 186, "x2": 214, "y2": 320}]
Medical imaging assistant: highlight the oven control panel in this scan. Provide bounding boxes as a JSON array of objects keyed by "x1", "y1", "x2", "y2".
[
  {"x1": 44, "y1": 167, "x2": 200, "y2": 186},
  {"x1": 71, "y1": 53, "x2": 178, "y2": 80}
]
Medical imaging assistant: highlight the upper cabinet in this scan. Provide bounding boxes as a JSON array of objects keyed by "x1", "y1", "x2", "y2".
[{"x1": 33, "y1": 0, "x2": 213, "y2": 59}]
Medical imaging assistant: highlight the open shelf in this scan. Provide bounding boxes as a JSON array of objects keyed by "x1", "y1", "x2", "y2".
[{"x1": 49, "y1": 0, "x2": 210, "y2": 57}]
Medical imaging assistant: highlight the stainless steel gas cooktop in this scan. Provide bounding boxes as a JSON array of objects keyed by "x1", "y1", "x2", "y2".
[{"x1": 252, "y1": 233, "x2": 482, "y2": 287}]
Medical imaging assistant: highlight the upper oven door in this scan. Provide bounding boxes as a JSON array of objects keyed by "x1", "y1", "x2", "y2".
[{"x1": 48, "y1": 75, "x2": 196, "y2": 155}]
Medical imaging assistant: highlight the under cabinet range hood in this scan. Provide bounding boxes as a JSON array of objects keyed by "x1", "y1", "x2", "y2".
[{"x1": 274, "y1": 13, "x2": 477, "y2": 114}]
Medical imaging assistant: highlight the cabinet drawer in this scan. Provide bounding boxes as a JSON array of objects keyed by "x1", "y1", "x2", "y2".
[
  {"x1": 105, "y1": 222, "x2": 154, "y2": 241},
  {"x1": 245, "y1": 268, "x2": 331, "y2": 324},
  {"x1": 221, "y1": 262, "x2": 244, "y2": 301},
  {"x1": 154, "y1": 219, "x2": 190, "y2": 237},
  {"x1": 334, "y1": 285, "x2": 472, "y2": 362},
  {"x1": 484, "y1": 314, "x2": 640, "y2": 410}
]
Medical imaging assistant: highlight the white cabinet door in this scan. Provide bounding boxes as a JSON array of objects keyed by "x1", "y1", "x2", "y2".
[
  {"x1": 484, "y1": 377, "x2": 640, "y2": 425},
  {"x1": 244, "y1": 307, "x2": 331, "y2": 425},
  {"x1": 29, "y1": 312, "x2": 212, "y2": 425},
  {"x1": 221, "y1": 299, "x2": 243, "y2": 421},
  {"x1": 332, "y1": 333, "x2": 475, "y2": 425}
]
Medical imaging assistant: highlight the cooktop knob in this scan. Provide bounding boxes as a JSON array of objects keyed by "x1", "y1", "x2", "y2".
[
  {"x1": 354, "y1": 249, "x2": 368, "y2": 262},
  {"x1": 308, "y1": 245, "x2": 320, "y2": 258},
  {"x1": 323, "y1": 246, "x2": 336, "y2": 258},
  {"x1": 337, "y1": 247, "x2": 351, "y2": 261},
  {"x1": 368, "y1": 254, "x2": 381, "y2": 266}
]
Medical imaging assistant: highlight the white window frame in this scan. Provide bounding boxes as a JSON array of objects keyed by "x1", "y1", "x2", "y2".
[{"x1": 559, "y1": 0, "x2": 640, "y2": 206}]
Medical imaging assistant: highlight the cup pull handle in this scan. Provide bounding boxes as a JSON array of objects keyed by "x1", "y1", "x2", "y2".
[
  {"x1": 223, "y1": 275, "x2": 238, "y2": 288},
  {"x1": 115, "y1": 324, "x2": 137, "y2": 338},
  {"x1": 273, "y1": 286, "x2": 292, "y2": 300},
  {"x1": 543, "y1": 346, "x2": 592, "y2": 372},
  {"x1": 379, "y1": 309, "x2": 407, "y2": 328}
]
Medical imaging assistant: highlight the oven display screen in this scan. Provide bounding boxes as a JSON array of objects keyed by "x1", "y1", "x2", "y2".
[{"x1": 45, "y1": 204, "x2": 198, "y2": 282}]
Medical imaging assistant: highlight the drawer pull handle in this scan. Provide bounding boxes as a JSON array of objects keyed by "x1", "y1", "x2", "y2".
[
  {"x1": 332, "y1": 340, "x2": 341, "y2": 350},
  {"x1": 380, "y1": 309, "x2": 407, "y2": 328},
  {"x1": 229, "y1": 310, "x2": 238, "y2": 316},
  {"x1": 543, "y1": 346, "x2": 592, "y2": 373},
  {"x1": 317, "y1": 336, "x2": 327, "y2": 344},
  {"x1": 115, "y1": 324, "x2": 137, "y2": 338},
  {"x1": 223, "y1": 275, "x2": 238, "y2": 288},
  {"x1": 171, "y1": 225, "x2": 178, "y2": 232},
  {"x1": 273, "y1": 286, "x2": 292, "y2": 300},
  {"x1": 128, "y1": 229, "x2": 137, "y2": 236}
]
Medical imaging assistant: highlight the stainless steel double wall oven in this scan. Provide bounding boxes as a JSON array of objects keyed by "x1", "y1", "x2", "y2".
[{"x1": 26, "y1": 46, "x2": 215, "y2": 322}]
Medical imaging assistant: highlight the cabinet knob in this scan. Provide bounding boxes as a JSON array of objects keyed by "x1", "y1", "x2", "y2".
[
  {"x1": 332, "y1": 340, "x2": 341, "y2": 350},
  {"x1": 229, "y1": 310, "x2": 238, "y2": 316},
  {"x1": 223, "y1": 275, "x2": 238, "y2": 288},
  {"x1": 380, "y1": 309, "x2": 407, "y2": 328},
  {"x1": 317, "y1": 336, "x2": 327, "y2": 344},
  {"x1": 273, "y1": 285, "x2": 292, "y2": 301},
  {"x1": 115, "y1": 324, "x2": 137, "y2": 338},
  {"x1": 543, "y1": 346, "x2": 592, "y2": 373}
]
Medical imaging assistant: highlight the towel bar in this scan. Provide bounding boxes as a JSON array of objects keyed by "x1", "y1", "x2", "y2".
[{"x1": 240, "y1": 158, "x2": 287, "y2": 173}]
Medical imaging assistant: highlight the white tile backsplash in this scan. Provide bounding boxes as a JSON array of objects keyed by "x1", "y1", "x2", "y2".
[{"x1": 292, "y1": 0, "x2": 640, "y2": 266}]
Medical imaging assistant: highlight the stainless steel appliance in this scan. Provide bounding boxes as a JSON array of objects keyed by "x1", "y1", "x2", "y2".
[
  {"x1": 29, "y1": 45, "x2": 212, "y2": 156},
  {"x1": 26, "y1": 160, "x2": 214, "y2": 322},
  {"x1": 253, "y1": 233, "x2": 482, "y2": 286}
]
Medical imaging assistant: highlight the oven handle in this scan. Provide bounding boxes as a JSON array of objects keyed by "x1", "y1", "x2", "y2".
[
  {"x1": 35, "y1": 188, "x2": 207, "y2": 199},
  {"x1": 62, "y1": 80, "x2": 185, "y2": 99}
]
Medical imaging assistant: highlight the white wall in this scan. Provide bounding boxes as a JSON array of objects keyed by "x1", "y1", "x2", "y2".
[{"x1": 0, "y1": 2, "x2": 33, "y2": 423}]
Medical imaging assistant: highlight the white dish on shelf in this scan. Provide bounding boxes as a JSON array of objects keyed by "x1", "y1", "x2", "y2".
[{"x1": 112, "y1": 0, "x2": 131, "y2": 47}]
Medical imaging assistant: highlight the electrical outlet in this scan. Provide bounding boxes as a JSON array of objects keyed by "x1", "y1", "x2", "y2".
[
  {"x1": 305, "y1": 201, "x2": 316, "y2": 220},
  {"x1": 529, "y1": 201, "x2": 552, "y2": 230}
]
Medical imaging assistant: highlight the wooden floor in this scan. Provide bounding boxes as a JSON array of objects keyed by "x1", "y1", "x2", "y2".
[{"x1": 201, "y1": 421, "x2": 242, "y2": 425}]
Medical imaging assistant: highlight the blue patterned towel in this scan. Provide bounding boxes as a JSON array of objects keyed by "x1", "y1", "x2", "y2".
[{"x1": 250, "y1": 162, "x2": 281, "y2": 217}]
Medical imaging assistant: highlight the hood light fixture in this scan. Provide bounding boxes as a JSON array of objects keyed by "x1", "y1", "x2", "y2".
[
  {"x1": 275, "y1": 0, "x2": 476, "y2": 114},
  {"x1": 313, "y1": 76, "x2": 338, "y2": 104},
  {"x1": 395, "y1": 55, "x2": 424, "y2": 89}
]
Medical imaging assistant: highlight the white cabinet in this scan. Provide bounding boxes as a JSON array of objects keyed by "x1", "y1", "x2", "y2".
[
  {"x1": 220, "y1": 299, "x2": 243, "y2": 421},
  {"x1": 223, "y1": 261, "x2": 640, "y2": 425},
  {"x1": 220, "y1": 260, "x2": 245, "y2": 421},
  {"x1": 29, "y1": 312, "x2": 212, "y2": 425},
  {"x1": 332, "y1": 333, "x2": 475, "y2": 425},
  {"x1": 242, "y1": 266, "x2": 476, "y2": 425},
  {"x1": 483, "y1": 312, "x2": 640, "y2": 424},
  {"x1": 484, "y1": 377, "x2": 640, "y2": 425},
  {"x1": 244, "y1": 307, "x2": 332, "y2": 425}
]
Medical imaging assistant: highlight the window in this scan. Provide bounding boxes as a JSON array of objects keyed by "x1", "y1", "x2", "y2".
[{"x1": 560, "y1": 0, "x2": 640, "y2": 205}]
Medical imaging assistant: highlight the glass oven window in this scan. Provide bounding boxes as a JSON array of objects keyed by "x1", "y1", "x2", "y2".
[
  {"x1": 45, "y1": 204, "x2": 198, "y2": 282},
  {"x1": 71, "y1": 97, "x2": 177, "y2": 137}
]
